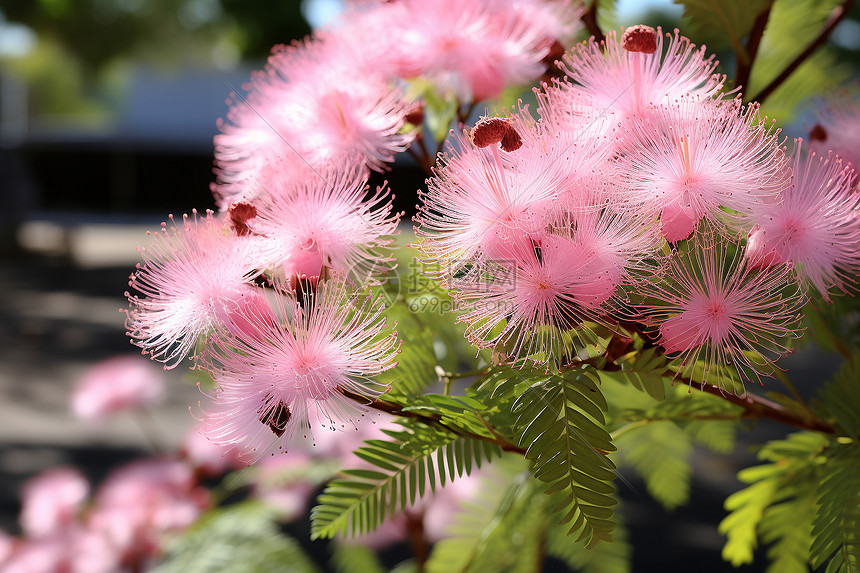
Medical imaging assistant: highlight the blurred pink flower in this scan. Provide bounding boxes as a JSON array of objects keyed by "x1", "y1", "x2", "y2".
[
  {"x1": 125, "y1": 210, "x2": 267, "y2": 368},
  {"x1": 212, "y1": 34, "x2": 414, "y2": 210},
  {"x1": 808, "y1": 89, "x2": 860, "y2": 168},
  {"x1": 182, "y1": 419, "x2": 248, "y2": 478},
  {"x1": 367, "y1": 0, "x2": 579, "y2": 101},
  {"x1": 72, "y1": 356, "x2": 166, "y2": 421},
  {"x1": 1, "y1": 527, "x2": 119, "y2": 573},
  {"x1": 88, "y1": 458, "x2": 208, "y2": 565},
  {"x1": 19, "y1": 467, "x2": 89, "y2": 538},
  {"x1": 251, "y1": 452, "x2": 315, "y2": 521},
  {"x1": 202, "y1": 282, "x2": 399, "y2": 457},
  {"x1": 746, "y1": 142, "x2": 860, "y2": 301}
]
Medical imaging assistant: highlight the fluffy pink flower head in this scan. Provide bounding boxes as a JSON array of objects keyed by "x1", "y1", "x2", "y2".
[
  {"x1": 637, "y1": 231, "x2": 805, "y2": 389},
  {"x1": 249, "y1": 161, "x2": 401, "y2": 285},
  {"x1": 746, "y1": 141, "x2": 860, "y2": 302},
  {"x1": 620, "y1": 98, "x2": 787, "y2": 242},
  {"x1": 88, "y1": 458, "x2": 208, "y2": 562},
  {"x1": 72, "y1": 356, "x2": 165, "y2": 421},
  {"x1": 808, "y1": 89, "x2": 860, "y2": 169},
  {"x1": 416, "y1": 108, "x2": 612, "y2": 274},
  {"x1": 19, "y1": 467, "x2": 89, "y2": 538},
  {"x1": 212, "y1": 36, "x2": 415, "y2": 210},
  {"x1": 558, "y1": 27, "x2": 725, "y2": 127},
  {"x1": 201, "y1": 280, "x2": 399, "y2": 457},
  {"x1": 125, "y1": 210, "x2": 266, "y2": 368},
  {"x1": 375, "y1": 0, "x2": 580, "y2": 101},
  {"x1": 455, "y1": 205, "x2": 657, "y2": 364}
]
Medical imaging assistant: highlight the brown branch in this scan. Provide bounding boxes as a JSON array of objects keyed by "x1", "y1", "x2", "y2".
[
  {"x1": 671, "y1": 375, "x2": 835, "y2": 434},
  {"x1": 581, "y1": 1, "x2": 605, "y2": 44},
  {"x1": 735, "y1": 1, "x2": 774, "y2": 96},
  {"x1": 336, "y1": 386, "x2": 527, "y2": 454},
  {"x1": 748, "y1": 0, "x2": 855, "y2": 104}
]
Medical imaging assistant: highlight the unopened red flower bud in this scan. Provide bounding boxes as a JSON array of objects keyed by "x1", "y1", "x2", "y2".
[
  {"x1": 622, "y1": 25, "x2": 658, "y2": 54},
  {"x1": 470, "y1": 117, "x2": 511, "y2": 148},
  {"x1": 809, "y1": 124, "x2": 828, "y2": 142},
  {"x1": 500, "y1": 127, "x2": 523, "y2": 152},
  {"x1": 405, "y1": 101, "x2": 425, "y2": 126},
  {"x1": 471, "y1": 116, "x2": 522, "y2": 152},
  {"x1": 228, "y1": 200, "x2": 257, "y2": 237}
]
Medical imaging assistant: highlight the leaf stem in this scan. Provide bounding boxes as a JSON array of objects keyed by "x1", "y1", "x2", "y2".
[
  {"x1": 581, "y1": 0, "x2": 605, "y2": 44},
  {"x1": 748, "y1": 0, "x2": 855, "y2": 104},
  {"x1": 670, "y1": 375, "x2": 834, "y2": 434},
  {"x1": 735, "y1": 1, "x2": 773, "y2": 95},
  {"x1": 336, "y1": 386, "x2": 527, "y2": 454}
]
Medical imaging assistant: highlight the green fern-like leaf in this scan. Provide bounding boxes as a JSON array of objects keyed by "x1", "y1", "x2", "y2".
[
  {"x1": 310, "y1": 422, "x2": 501, "y2": 540},
  {"x1": 426, "y1": 457, "x2": 544, "y2": 573},
  {"x1": 817, "y1": 356, "x2": 860, "y2": 440},
  {"x1": 512, "y1": 366, "x2": 617, "y2": 546},
  {"x1": 154, "y1": 502, "x2": 319, "y2": 573},
  {"x1": 810, "y1": 443, "x2": 860, "y2": 573},
  {"x1": 615, "y1": 420, "x2": 693, "y2": 511},
  {"x1": 760, "y1": 486, "x2": 817, "y2": 573},
  {"x1": 719, "y1": 432, "x2": 830, "y2": 567},
  {"x1": 545, "y1": 497, "x2": 632, "y2": 573}
]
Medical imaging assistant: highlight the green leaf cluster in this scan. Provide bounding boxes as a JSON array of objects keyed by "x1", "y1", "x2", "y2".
[{"x1": 310, "y1": 421, "x2": 500, "y2": 540}]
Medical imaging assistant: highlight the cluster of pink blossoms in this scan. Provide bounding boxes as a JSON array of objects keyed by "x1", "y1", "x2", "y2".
[
  {"x1": 1, "y1": 461, "x2": 208, "y2": 573},
  {"x1": 126, "y1": 9, "x2": 860, "y2": 459},
  {"x1": 212, "y1": 0, "x2": 581, "y2": 209},
  {"x1": 125, "y1": 0, "x2": 583, "y2": 457},
  {"x1": 416, "y1": 25, "x2": 860, "y2": 383}
]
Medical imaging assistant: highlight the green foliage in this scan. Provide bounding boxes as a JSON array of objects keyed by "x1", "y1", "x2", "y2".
[
  {"x1": 330, "y1": 542, "x2": 386, "y2": 573},
  {"x1": 675, "y1": 0, "x2": 771, "y2": 52},
  {"x1": 545, "y1": 502, "x2": 632, "y2": 573},
  {"x1": 154, "y1": 502, "x2": 318, "y2": 573},
  {"x1": 426, "y1": 458, "x2": 544, "y2": 573},
  {"x1": 310, "y1": 421, "x2": 500, "y2": 540},
  {"x1": 615, "y1": 420, "x2": 693, "y2": 510},
  {"x1": 747, "y1": 0, "x2": 848, "y2": 121},
  {"x1": 810, "y1": 443, "x2": 860, "y2": 573},
  {"x1": 817, "y1": 356, "x2": 860, "y2": 439},
  {"x1": 427, "y1": 456, "x2": 632, "y2": 573},
  {"x1": 719, "y1": 432, "x2": 831, "y2": 567},
  {"x1": 601, "y1": 346, "x2": 668, "y2": 401},
  {"x1": 506, "y1": 366, "x2": 618, "y2": 546}
]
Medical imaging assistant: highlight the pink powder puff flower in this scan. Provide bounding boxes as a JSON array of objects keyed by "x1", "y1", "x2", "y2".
[
  {"x1": 416, "y1": 109, "x2": 613, "y2": 273},
  {"x1": 557, "y1": 27, "x2": 725, "y2": 127},
  {"x1": 249, "y1": 161, "x2": 400, "y2": 285},
  {"x1": 636, "y1": 232, "x2": 806, "y2": 389},
  {"x1": 72, "y1": 356, "x2": 165, "y2": 421},
  {"x1": 251, "y1": 452, "x2": 315, "y2": 521},
  {"x1": 181, "y1": 419, "x2": 248, "y2": 478},
  {"x1": 201, "y1": 281, "x2": 399, "y2": 457},
  {"x1": 455, "y1": 208, "x2": 657, "y2": 363},
  {"x1": 746, "y1": 142, "x2": 860, "y2": 302},
  {"x1": 1, "y1": 528, "x2": 119, "y2": 573},
  {"x1": 375, "y1": 0, "x2": 580, "y2": 102},
  {"x1": 620, "y1": 98, "x2": 788, "y2": 242},
  {"x1": 125, "y1": 210, "x2": 267, "y2": 368},
  {"x1": 88, "y1": 458, "x2": 209, "y2": 564},
  {"x1": 19, "y1": 467, "x2": 89, "y2": 538},
  {"x1": 808, "y1": 89, "x2": 860, "y2": 169},
  {"x1": 212, "y1": 36, "x2": 415, "y2": 210}
]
